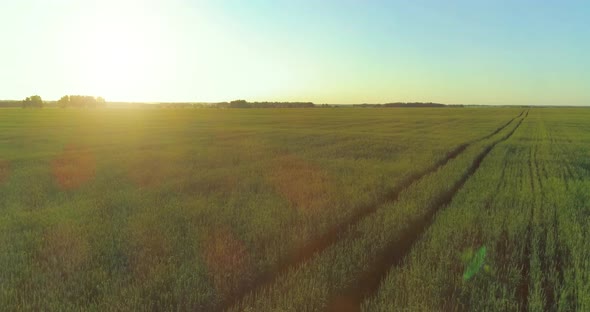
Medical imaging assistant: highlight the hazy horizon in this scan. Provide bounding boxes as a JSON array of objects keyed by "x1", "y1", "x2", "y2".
[{"x1": 1, "y1": 0, "x2": 589, "y2": 105}]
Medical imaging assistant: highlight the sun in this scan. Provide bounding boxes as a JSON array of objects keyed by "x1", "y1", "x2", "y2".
[
  {"x1": 53, "y1": 0, "x2": 299, "y2": 103},
  {"x1": 82, "y1": 23, "x2": 160, "y2": 100},
  {"x1": 57, "y1": 2, "x2": 172, "y2": 101}
]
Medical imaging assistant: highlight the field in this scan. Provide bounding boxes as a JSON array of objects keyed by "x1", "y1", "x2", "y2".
[{"x1": 1, "y1": 107, "x2": 588, "y2": 311}]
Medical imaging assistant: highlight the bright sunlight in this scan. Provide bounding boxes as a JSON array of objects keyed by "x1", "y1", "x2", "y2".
[{"x1": 55, "y1": 1, "x2": 174, "y2": 101}]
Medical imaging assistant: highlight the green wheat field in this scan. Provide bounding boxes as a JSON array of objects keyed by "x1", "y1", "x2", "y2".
[{"x1": 1, "y1": 107, "x2": 589, "y2": 311}]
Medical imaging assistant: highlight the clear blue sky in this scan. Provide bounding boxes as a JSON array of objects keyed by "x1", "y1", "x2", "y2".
[{"x1": 1, "y1": 0, "x2": 589, "y2": 105}]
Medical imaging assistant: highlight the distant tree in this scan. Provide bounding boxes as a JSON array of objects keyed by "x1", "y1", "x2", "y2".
[
  {"x1": 57, "y1": 95, "x2": 105, "y2": 108},
  {"x1": 22, "y1": 95, "x2": 43, "y2": 108},
  {"x1": 70, "y1": 95, "x2": 84, "y2": 108},
  {"x1": 229, "y1": 100, "x2": 250, "y2": 108},
  {"x1": 57, "y1": 95, "x2": 70, "y2": 108}
]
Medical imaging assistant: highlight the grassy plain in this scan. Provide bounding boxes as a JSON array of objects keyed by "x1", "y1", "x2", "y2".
[
  {"x1": 3, "y1": 107, "x2": 585, "y2": 311},
  {"x1": 365, "y1": 109, "x2": 590, "y2": 311}
]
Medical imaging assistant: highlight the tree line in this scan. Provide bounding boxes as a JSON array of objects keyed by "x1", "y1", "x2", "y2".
[
  {"x1": 11, "y1": 96, "x2": 459, "y2": 109},
  {"x1": 352, "y1": 102, "x2": 461, "y2": 108},
  {"x1": 22, "y1": 95, "x2": 44, "y2": 108},
  {"x1": 57, "y1": 95, "x2": 106, "y2": 108},
  {"x1": 216, "y1": 100, "x2": 316, "y2": 108},
  {"x1": 17, "y1": 95, "x2": 106, "y2": 108}
]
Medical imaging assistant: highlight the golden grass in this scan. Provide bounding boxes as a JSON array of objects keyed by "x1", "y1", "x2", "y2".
[
  {"x1": 37, "y1": 221, "x2": 90, "y2": 278},
  {"x1": 52, "y1": 145, "x2": 96, "y2": 190},
  {"x1": 269, "y1": 154, "x2": 334, "y2": 214},
  {"x1": 126, "y1": 152, "x2": 186, "y2": 189},
  {"x1": 202, "y1": 227, "x2": 254, "y2": 297},
  {"x1": 127, "y1": 214, "x2": 173, "y2": 280},
  {"x1": 0, "y1": 159, "x2": 9, "y2": 185}
]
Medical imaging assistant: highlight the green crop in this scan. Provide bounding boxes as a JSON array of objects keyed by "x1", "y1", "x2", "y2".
[
  {"x1": 364, "y1": 108, "x2": 590, "y2": 311},
  {"x1": 6, "y1": 107, "x2": 588, "y2": 311}
]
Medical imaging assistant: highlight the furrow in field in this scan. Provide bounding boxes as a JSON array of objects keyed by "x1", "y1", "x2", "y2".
[
  {"x1": 327, "y1": 112, "x2": 527, "y2": 311},
  {"x1": 229, "y1": 112, "x2": 526, "y2": 312},
  {"x1": 530, "y1": 116, "x2": 573, "y2": 311},
  {"x1": 480, "y1": 116, "x2": 518, "y2": 141},
  {"x1": 519, "y1": 115, "x2": 552, "y2": 312},
  {"x1": 533, "y1": 137, "x2": 555, "y2": 312},
  {"x1": 478, "y1": 109, "x2": 523, "y2": 141},
  {"x1": 544, "y1": 127, "x2": 574, "y2": 310},
  {"x1": 518, "y1": 168, "x2": 534, "y2": 311},
  {"x1": 219, "y1": 112, "x2": 525, "y2": 311}
]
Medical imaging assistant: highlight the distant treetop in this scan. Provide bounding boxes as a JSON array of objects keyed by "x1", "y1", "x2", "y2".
[
  {"x1": 57, "y1": 95, "x2": 106, "y2": 108},
  {"x1": 22, "y1": 95, "x2": 43, "y2": 108}
]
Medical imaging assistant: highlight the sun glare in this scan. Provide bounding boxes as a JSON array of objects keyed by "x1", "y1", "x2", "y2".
[
  {"x1": 52, "y1": 0, "x2": 305, "y2": 103},
  {"x1": 57, "y1": 1, "x2": 172, "y2": 101},
  {"x1": 83, "y1": 22, "x2": 161, "y2": 100}
]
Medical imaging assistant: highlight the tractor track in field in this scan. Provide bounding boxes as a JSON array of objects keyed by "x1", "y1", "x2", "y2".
[
  {"x1": 519, "y1": 193, "x2": 534, "y2": 312},
  {"x1": 479, "y1": 110, "x2": 523, "y2": 141},
  {"x1": 517, "y1": 140, "x2": 537, "y2": 312},
  {"x1": 326, "y1": 112, "x2": 528, "y2": 312},
  {"x1": 221, "y1": 111, "x2": 525, "y2": 312}
]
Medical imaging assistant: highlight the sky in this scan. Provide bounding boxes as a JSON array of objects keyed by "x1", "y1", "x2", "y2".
[{"x1": 0, "y1": 0, "x2": 589, "y2": 105}]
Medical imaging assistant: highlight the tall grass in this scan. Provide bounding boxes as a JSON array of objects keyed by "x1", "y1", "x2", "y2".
[
  {"x1": 363, "y1": 109, "x2": 590, "y2": 311},
  {"x1": 0, "y1": 107, "x2": 520, "y2": 310}
]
